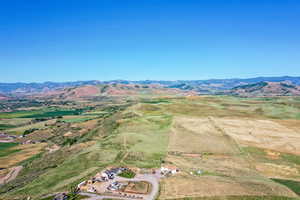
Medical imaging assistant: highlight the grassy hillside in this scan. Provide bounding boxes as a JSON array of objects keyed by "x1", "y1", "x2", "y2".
[{"x1": 1, "y1": 96, "x2": 300, "y2": 199}]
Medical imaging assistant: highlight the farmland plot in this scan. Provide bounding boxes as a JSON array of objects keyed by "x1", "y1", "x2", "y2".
[{"x1": 213, "y1": 118, "x2": 300, "y2": 155}]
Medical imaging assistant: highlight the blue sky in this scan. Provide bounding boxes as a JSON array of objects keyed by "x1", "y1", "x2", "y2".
[{"x1": 0, "y1": 0, "x2": 300, "y2": 82}]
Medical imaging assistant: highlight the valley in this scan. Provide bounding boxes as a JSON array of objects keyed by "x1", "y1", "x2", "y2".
[
  {"x1": 2, "y1": 0, "x2": 300, "y2": 198},
  {"x1": 0, "y1": 91, "x2": 300, "y2": 200}
]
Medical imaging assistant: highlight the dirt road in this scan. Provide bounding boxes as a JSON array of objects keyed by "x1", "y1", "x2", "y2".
[{"x1": 0, "y1": 166, "x2": 23, "y2": 185}]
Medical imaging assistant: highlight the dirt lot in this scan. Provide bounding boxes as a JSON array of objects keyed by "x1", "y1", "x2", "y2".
[{"x1": 123, "y1": 181, "x2": 151, "y2": 194}]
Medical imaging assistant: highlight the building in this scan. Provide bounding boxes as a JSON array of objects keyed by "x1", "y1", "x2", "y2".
[{"x1": 160, "y1": 165, "x2": 179, "y2": 176}]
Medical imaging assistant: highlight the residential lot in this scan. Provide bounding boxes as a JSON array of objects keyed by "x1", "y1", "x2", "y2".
[{"x1": 78, "y1": 167, "x2": 163, "y2": 200}]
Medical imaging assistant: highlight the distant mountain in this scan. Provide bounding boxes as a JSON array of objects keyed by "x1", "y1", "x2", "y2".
[
  {"x1": 227, "y1": 81, "x2": 300, "y2": 97},
  {"x1": 1, "y1": 76, "x2": 300, "y2": 96},
  {"x1": 33, "y1": 84, "x2": 194, "y2": 100},
  {"x1": 0, "y1": 81, "x2": 101, "y2": 96}
]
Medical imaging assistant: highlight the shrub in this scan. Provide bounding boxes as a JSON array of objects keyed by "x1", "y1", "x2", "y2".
[
  {"x1": 23, "y1": 128, "x2": 39, "y2": 137},
  {"x1": 118, "y1": 169, "x2": 136, "y2": 178}
]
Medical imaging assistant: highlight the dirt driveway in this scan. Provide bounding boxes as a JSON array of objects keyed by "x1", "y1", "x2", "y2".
[{"x1": 0, "y1": 166, "x2": 23, "y2": 185}]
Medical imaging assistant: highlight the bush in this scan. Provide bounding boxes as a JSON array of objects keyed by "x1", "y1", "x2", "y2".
[
  {"x1": 118, "y1": 169, "x2": 136, "y2": 178},
  {"x1": 23, "y1": 128, "x2": 39, "y2": 137},
  {"x1": 63, "y1": 137, "x2": 78, "y2": 146}
]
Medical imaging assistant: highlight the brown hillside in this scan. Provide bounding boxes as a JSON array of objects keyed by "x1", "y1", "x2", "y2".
[
  {"x1": 0, "y1": 93, "x2": 9, "y2": 100},
  {"x1": 70, "y1": 85, "x2": 100, "y2": 97},
  {"x1": 32, "y1": 83, "x2": 196, "y2": 100},
  {"x1": 229, "y1": 81, "x2": 300, "y2": 97}
]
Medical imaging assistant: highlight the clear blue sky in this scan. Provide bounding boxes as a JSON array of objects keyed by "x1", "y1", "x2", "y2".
[{"x1": 1, "y1": 0, "x2": 300, "y2": 82}]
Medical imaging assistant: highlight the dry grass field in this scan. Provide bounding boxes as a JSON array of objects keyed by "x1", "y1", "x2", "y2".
[
  {"x1": 160, "y1": 114, "x2": 300, "y2": 199},
  {"x1": 213, "y1": 118, "x2": 300, "y2": 155},
  {"x1": 168, "y1": 117, "x2": 240, "y2": 154},
  {"x1": 159, "y1": 175, "x2": 297, "y2": 199},
  {"x1": 0, "y1": 143, "x2": 46, "y2": 168}
]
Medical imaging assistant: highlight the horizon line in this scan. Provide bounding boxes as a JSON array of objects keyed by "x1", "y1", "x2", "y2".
[{"x1": 0, "y1": 75, "x2": 300, "y2": 84}]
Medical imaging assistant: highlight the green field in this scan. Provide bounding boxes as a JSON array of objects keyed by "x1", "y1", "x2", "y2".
[
  {"x1": 61, "y1": 116, "x2": 96, "y2": 123},
  {"x1": 0, "y1": 142, "x2": 20, "y2": 157},
  {"x1": 272, "y1": 179, "x2": 300, "y2": 196},
  {"x1": 23, "y1": 110, "x2": 83, "y2": 118},
  {"x1": 0, "y1": 108, "x2": 83, "y2": 119},
  {"x1": 0, "y1": 142, "x2": 18, "y2": 151},
  {"x1": 0, "y1": 124, "x2": 17, "y2": 130},
  {"x1": 116, "y1": 104, "x2": 172, "y2": 168}
]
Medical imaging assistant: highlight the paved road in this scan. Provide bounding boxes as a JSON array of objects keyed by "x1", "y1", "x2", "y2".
[{"x1": 80, "y1": 171, "x2": 161, "y2": 200}]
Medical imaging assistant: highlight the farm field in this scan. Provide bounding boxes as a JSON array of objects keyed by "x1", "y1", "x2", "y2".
[
  {"x1": 159, "y1": 117, "x2": 300, "y2": 199},
  {"x1": 0, "y1": 143, "x2": 20, "y2": 158},
  {"x1": 0, "y1": 108, "x2": 83, "y2": 119},
  {"x1": 0, "y1": 96, "x2": 300, "y2": 200},
  {"x1": 0, "y1": 143, "x2": 46, "y2": 169},
  {"x1": 6, "y1": 119, "x2": 56, "y2": 135}
]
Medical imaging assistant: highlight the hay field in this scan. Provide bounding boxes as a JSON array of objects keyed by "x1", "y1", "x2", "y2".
[
  {"x1": 213, "y1": 118, "x2": 300, "y2": 155},
  {"x1": 160, "y1": 114, "x2": 300, "y2": 199},
  {"x1": 168, "y1": 117, "x2": 240, "y2": 154}
]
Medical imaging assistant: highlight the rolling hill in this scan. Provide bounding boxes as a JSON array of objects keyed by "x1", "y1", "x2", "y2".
[{"x1": 33, "y1": 84, "x2": 195, "y2": 100}]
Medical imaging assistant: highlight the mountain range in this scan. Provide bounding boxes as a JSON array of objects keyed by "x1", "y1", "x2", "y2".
[{"x1": 1, "y1": 76, "x2": 300, "y2": 98}]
